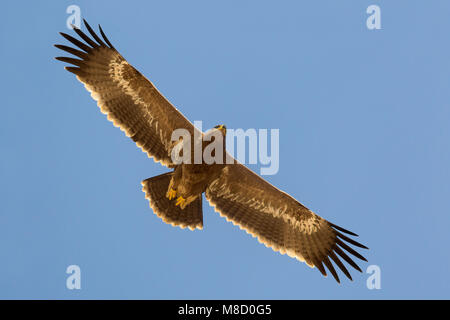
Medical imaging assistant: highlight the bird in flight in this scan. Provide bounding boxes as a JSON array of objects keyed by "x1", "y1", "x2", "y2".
[{"x1": 55, "y1": 20, "x2": 368, "y2": 283}]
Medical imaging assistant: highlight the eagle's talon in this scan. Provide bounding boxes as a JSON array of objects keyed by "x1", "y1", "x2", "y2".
[
  {"x1": 166, "y1": 188, "x2": 177, "y2": 200},
  {"x1": 175, "y1": 196, "x2": 186, "y2": 208}
]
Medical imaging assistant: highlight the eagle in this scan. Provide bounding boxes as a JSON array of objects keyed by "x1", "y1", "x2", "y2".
[{"x1": 55, "y1": 20, "x2": 368, "y2": 283}]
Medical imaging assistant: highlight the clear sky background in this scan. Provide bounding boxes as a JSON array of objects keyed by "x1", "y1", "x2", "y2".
[{"x1": 1, "y1": 1, "x2": 450, "y2": 299}]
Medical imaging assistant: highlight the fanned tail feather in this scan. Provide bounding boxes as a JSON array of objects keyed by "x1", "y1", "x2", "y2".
[{"x1": 142, "y1": 172, "x2": 203, "y2": 230}]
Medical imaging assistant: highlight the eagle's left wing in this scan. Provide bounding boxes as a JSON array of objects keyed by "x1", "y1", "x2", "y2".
[
  {"x1": 205, "y1": 163, "x2": 368, "y2": 283},
  {"x1": 55, "y1": 20, "x2": 198, "y2": 168}
]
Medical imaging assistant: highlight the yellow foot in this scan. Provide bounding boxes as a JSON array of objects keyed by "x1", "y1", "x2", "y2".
[
  {"x1": 175, "y1": 196, "x2": 186, "y2": 208},
  {"x1": 166, "y1": 188, "x2": 177, "y2": 200}
]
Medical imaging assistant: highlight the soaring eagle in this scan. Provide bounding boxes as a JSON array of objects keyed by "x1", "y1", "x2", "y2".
[{"x1": 55, "y1": 20, "x2": 368, "y2": 283}]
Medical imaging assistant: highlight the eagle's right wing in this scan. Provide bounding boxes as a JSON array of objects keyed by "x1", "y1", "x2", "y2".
[
  {"x1": 55, "y1": 20, "x2": 198, "y2": 168},
  {"x1": 205, "y1": 162, "x2": 368, "y2": 283}
]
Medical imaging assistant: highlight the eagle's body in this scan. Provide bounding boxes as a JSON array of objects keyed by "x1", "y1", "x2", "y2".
[
  {"x1": 55, "y1": 20, "x2": 368, "y2": 283},
  {"x1": 167, "y1": 129, "x2": 228, "y2": 209},
  {"x1": 171, "y1": 162, "x2": 221, "y2": 204}
]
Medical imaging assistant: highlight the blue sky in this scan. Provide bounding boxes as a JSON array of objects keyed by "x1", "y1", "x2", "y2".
[{"x1": 1, "y1": 1, "x2": 450, "y2": 299}]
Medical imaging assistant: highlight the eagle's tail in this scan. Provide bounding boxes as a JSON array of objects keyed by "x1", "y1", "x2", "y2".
[{"x1": 141, "y1": 172, "x2": 203, "y2": 230}]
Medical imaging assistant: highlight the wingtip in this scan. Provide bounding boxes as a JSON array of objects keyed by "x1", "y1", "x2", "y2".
[
  {"x1": 83, "y1": 19, "x2": 91, "y2": 30},
  {"x1": 329, "y1": 222, "x2": 359, "y2": 237},
  {"x1": 98, "y1": 24, "x2": 114, "y2": 49},
  {"x1": 335, "y1": 230, "x2": 368, "y2": 250}
]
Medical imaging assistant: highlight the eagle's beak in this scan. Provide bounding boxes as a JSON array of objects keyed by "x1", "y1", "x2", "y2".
[{"x1": 214, "y1": 125, "x2": 227, "y2": 135}]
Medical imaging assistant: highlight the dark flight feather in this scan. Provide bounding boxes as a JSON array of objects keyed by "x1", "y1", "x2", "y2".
[{"x1": 59, "y1": 32, "x2": 92, "y2": 52}]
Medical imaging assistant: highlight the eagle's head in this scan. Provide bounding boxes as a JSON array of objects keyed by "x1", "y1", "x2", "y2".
[{"x1": 213, "y1": 124, "x2": 227, "y2": 136}]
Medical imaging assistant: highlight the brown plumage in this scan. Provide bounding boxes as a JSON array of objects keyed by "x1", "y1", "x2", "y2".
[
  {"x1": 142, "y1": 172, "x2": 203, "y2": 230},
  {"x1": 55, "y1": 20, "x2": 368, "y2": 283}
]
